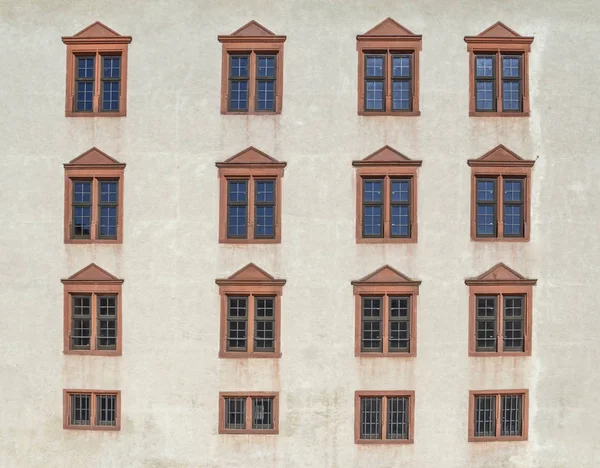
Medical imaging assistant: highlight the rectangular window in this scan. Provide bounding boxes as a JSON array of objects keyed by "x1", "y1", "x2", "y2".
[
  {"x1": 475, "y1": 176, "x2": 526, "y2": 239},
  {"x1": 75, "y1": 56, "x2": 95, "y2": 112},
  {"x1": 256, "y1": 55, "x2": 276, "y2": 111},
  {"x1": 98, "y1": 180, "x2": 119, "y2": 239},
  {"x1": 220, "y1": 393, "x2": 278, "y2": 434},
  {"x1": 227, "y1": 180, "x2": 248, "y2": 238},
  {"x1": 503, "y1": 179, "x2": 524, "y2": 237},
  {"x1": 474, "y1": 53, "x2": 523, "y2": 113},
  {"x1": 254, "y1": 180, "x2": 275, "y2": 238},
  {"x1": 390, "y1": 179, "x2": 411, "y2": 237},
  {"x1": 475, "y1": 178, "x2": 496, "y2": 237},
  {"x1": 502, "y1": 55, "x2": 522, "y2": 112},
  {"x1": 254, "y1": 297, "x2": 275, "y2": 351},
  {"x1": 365, "y1": 55, "x2": 385, "y2": 111},
  {"x1": 474, "y1": 294, "x2": 526, "y2": 354},
  {"x1": 471, "y1": 391, "x2": 527, "y2": 441},
  {"x1": 229, "y1": 55, "x2": 249, "y2": 111},
  {"x1": 226, "y1": 296, "x2": 248, "y2": 351},
  {"x1": 356, "y1": 392, "x2": 413, "y2": 443},
  {"x1": 226, "y1": 177, "x2": 277, "y2": 241},
  {"x1": 388, "y1": 297, "x2": 410, "y2": 352},
  {"x1": 362, "y1": 179, "x2": 383, "y2": 237},
  {"x1": 361, "y1": 297, "x2": 382, "y2": 352},
  {"x1": 391, "y1": 55, "x2": 412, "y2": 111},
  {"x1": 475, "y1": 55, "x2": 495, "y2": 111},
  {"x1": 71, "y1": 295, "x2": 91, "y2": 350},
  {"x1": 72, "y1": 180, "x2": 92, "y2": 238},
  {"x1": 71, "y1": 53, "x2": 124, "y2": 115},
  {"x1": 68, "y1": 293, "x2": 119, "y2": 354},
  {"x1": 101, "y1": 56, "x2": 121, "y2": 112},
  {"x1": 64, "y1": 390, "x2": 120, "y2": 430}
]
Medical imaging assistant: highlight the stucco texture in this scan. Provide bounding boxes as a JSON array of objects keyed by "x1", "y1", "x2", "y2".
[{"x1": 1, "y1": 0, "x2": 599, "y2": 467}]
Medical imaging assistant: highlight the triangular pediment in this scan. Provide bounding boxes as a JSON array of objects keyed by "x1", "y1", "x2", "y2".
[
  {"x1": 68, "y1": 147, "x2": 123, "y2": 166},
  {"x1": 354, "y1": 265, "x2": 418, "y2": 284},
  {"x1": 477, "y1": 145, "x2": 524, "y2": 163},
  {"x1": 364, "y1": 146, "x2": 412, "y2": 163},
  {"x1": 363, "y1": 18, "x2": 415, "y2": 36},
  {"x1": 477, "y1": 21, "x2": 521, "y2": 38},
  {"x1": 65, "y1": 263, "x2": 121, "y2": 282},
  {"x1": 228, "y1": 263, "x2": 275, "y2": 281},
  {"x1": 223, "y1": 147, "x2": 281, "y2": 165},
  {"x1": 231, "y1": 20, "x2": 276, "y2": 36},
  {"x1": 63, "y1": 22, "x2": 132, "y2": 44},
  {"x1": 73, "y1": 21, "x2": 123, "y2": 38},
  {"x1": 476, "y1": 263, "x2": 525, "y2": 281}
]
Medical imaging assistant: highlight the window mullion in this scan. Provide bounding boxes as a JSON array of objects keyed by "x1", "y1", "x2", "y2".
[
  {"x1": 495, "y1": 52, "x2": 501, "y2": 112},
  {"x1": 381, "y1": 396, "x2": 388, "y2": 440},
  {"x1": 248, "y1": 296, "x2": 255, "y2": 353},
  {"x1": 90, "y1": 392, "x2": 96, "y2": 428},
  {"x1": 383, "y1": 176, "x2": 390, "y2": 238},
  {"x1": 498, "y1": 294, "x2": 504, "y2": 352},
  {"x1": 385, "y1": 52, "x2": 391, "y2": 112},
  {"x1": 495, "y1": 393, "x2": 502, "y2": 438},
  {"x1": 497, "y1": 176, "x2": 504, "y2": 237},
  {"x1": 93, "y1": 52, "x2": 101, "y2": 112},
  {"x1": 91, "y1": 178, "x2": 98, "y2": 240},
  {"x1": 91, "y1": 293, "x2": 97, "y2": 351},
  {"x1": 249, "y1": 53, "x2": 256, "y2": 112},
  {"x1": 245, "y1": 397, "x2": 252, "y2": 430},
  {"x1": 248, "y1": 176, "x2": 255, "y2": 239},
  {"x1": 383, "y1": 294, "x2": 389, "y2": 354}
]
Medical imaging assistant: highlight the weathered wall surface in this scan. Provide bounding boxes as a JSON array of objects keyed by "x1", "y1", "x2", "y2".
[{"x1": 1, "y1": 0, "x2": 599, "y2": 466}]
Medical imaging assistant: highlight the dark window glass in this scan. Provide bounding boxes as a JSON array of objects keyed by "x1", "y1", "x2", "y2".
[
  {"x1": 476, "y1": 296, "x2": 497, "y2": 352},
  {"x1": 476, "y1": 178, "x2": 497, "y2": 237},
  {"x1": 391, "y1": 55, "x2": 412, "y2": 111},
  {"x1": 252, "y1": 397, "x2": 274, "y2": 430},
  {"x1": 75, "y1": 56, "x2": 94, "y2": 112},
  {"x1": 227, "y1": 297, "x2": 248, "y2": 351},
  {"x1": 389, "y1": 296, "x2": 410, "y2": 352},
  {"x1": 390, "y1": 179, "x2": 410, "y2": 237},
  {"x1": 255, "y1": 180, "x2": 275, "y2": 238},
  {"x1": 96, "y1": 395, "x2": 117, "y2": 426},
  {"x1": 360, "y1": 397, "x2": 382, "y2": 439},
  {"x1": 97, "y1": 295, "x2": 117, "y2": 350},
  {"x1": 71, "y1": 295, "x2": 91, "y2": 350},
  {"x1": 70, "y1": 394, "x2": 91, "y2": 425},
  {"x1": 227, "y1": 180, "x2": 248, "y2": 238},
  {"x1": 474, "y1": 395, "x2": 496, "y2": 437},
  {"x1": 503, "y1": 296, "x2": 524, "y2": 352},
  {"x1": 475, "y1": 55, "x2": 496, "y2": 111},
  {"x1": 500, "y1": 394, "x2": 523, "y2": 436},
  {"x1": 256, "y1": 55, "x2": 276, "y2": 111},
  {"x1": 503, "y1": 179, "x2": 524, "y2": 237},
  {"x1": 72, "y1": 181, "x2": 92, "y2": 238},
  {"x1": 362, "y1": 179, "x2": 383, "y2": 237},
  {"x1": 224, "y1": 397, "x2": 246, "y2": 429},
  {"x1": 361, "y1": 297, "x2": 382, "y2": 352},
  {"x1": 255, "y1": 297, "x2": 275, "y2": 352},
  {"x1": 98, "y1": 181, "x2": 118, "y2": 238},
  {"x1": 100, "y1": 56, "x2": 121, "y2": 112},
  {"x1": 501, "y1": 55, "x2": 522, "y2": 112},
  {"x1": 387, "y1": 396, "x2": 409, "y2": 439},
  {"x1": 229, "y1": 55, "x2": 249, "y2": 111},
  {"x1": 365, "y1": 55, "x2": 385, "y2": 111}
]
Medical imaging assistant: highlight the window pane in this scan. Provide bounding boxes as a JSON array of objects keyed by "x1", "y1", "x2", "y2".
[
  {"x1": 256, "y1": 81, "x2": 275, "y2": 111},
  {"x1": 102, "y1": 57, "x2": 120, "y2": 78},
  {"x1": 96, "y1": 395, "x2": 117, "y2": 426},
  {"x1": 102, "y1": 81, "x2": 120, "y2": 111},
  {"x1": 392, "y1": 56, "x2": 410, "y2": 77},
  {"x1": 227, "y1": 297, "x2": 247, "y2": 351},
  {"x1": 100, "y1": 181, "x2": 118, "y2": 203},
  {"x1": 476, "y1": 180, "x2": 495, "y2": 202},
  {"x1": 257, "y1": 56, "x2": 276, "y2": 78},
  {"x1": 98, "y1": 296, "x2": 117, "y2": 349},
  {"x1": 391, "y1": 205, "x2": 410, "y2": 237},
  {"x1": 502, "y1": 81, "x2": 521, "y2": 111},
  {"x1": 387, "y1": 397, "x2": 409, "y2": 439},
  {"x1": 230, "y1": 56, "x2": 249, "y2": 77},
  {"x1": 228, "y1": 181, "x2": 247, "y2": 203},
  {"x1": 503, "y1": 179, "x2": 522, "y2": 202},
  {"x1": 392, "y1": 81, "x2": 411, "y2": 110},
  {"x1": 73, "y1": 206, "x2": 91, "y2": 237},
  {"x1": 360, "y1": 397, "x2": 382, "y2": 439},
  {"x1": 77, "y1": 57, "x2": 95, "y2": 78},
  {"x1": 504, "y1": 296, "x2": 524, "y2": 351},
  {"x1": 99, "y1": 207, "x2": 118, "y2": 237},
  {"x1": 365, "y1": 81, "x2": 384, "y2": 110},
  {"x1": 363, "y1": 180, "x2": 382, "y2": 202},
  {"x1": 476, "y1": 297, "x2": 497, "y2": 351},
  {"x1": 474, "y1": 395, "x2": 496, "y2": 437},
  {"x1": 76, "y1": 82, "x2": 94, "y2": 111},
  {"x1": 225, "y1": 397, "x2": 246, "y2": 429},
  {"x1": 366, "y1": 56, "x2": 384, "y2": 77},
  {"x1": 476, "y1": 205, "x2": 495, "y2": 236},
  {"x1": 229, "y1": 81, "x2": 248, "y2": 110},
  {"x1": 255, "y1": 181, "x2": 274, "y2": 203},
  {"x1": 475, "y1": 56, "x2": 493, "y2": 77},
  {"x1": 70, "y1": 394, "x2": 91, "y2": 425},
  {"x1": 252, "y1": 397, "x2": 274, "y2": 429},
  {"x1": 391, "y1": 180, "x2": 409, "y2": 202},
  {"x1": 228, "y1": 207, "x2": 246, "y2": 237},
  {"x1": 74, "y1": 181, "x2": 91, "y2": 203},
  {"x1": 71, "y1": 296, "x2": 91, "y2": 350},
  {"x1": 361, "y1": 297, "x2": 382, "y2": 352},
  {"x1": 502, "y1": 56, "x2": 520, "y2": 77},
  {"x1": 255, "y1": 206, "x2": 274, "y2": 237},
  {"x1": 476, "y1": 81, "x2": 494, "y2": 110},
  {"x1": 501, "y1": 395, "x2": 523, "y2": 436},
  {"x1": 255, "y1": 297, "x2": 275, "y2": 351},
  {"x1": 363, "y1": 206, "x2": 382, "y2": 237},
  {"x1": 503, "y1": 205, "x2": 522, "y2": 236},
  {"x1": 389, "y1": 297, "x2": 410, "y2": 352}
]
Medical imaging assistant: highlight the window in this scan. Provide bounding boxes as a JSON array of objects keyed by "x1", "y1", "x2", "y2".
[
  {"x1": 352, "y1": 266, "x2": 420, "y2": 357},
  {"x1": 465, "y1": 22, "x2": 533, "y2": 116},
  {"x1": 219, "y1": 392, "x2": 279, "y2": 434},
  {"x1": 353, "y1": 146, "x2": 421, "y2": 243},
  {"x1": 62, "y1": 22, "x2": 131, "y2": 117},
  {"x1": 62, "y1": 264, "x2": 123, "y2": 356},
  {"x1": 468, "y1": 145, "x2": 534, "y2": 241},
  {"x1": 466, "y1": 263, "x2": 537, "y2": 356},
  {"x1": 469, "y1": 390, "x2": 528, "y2": 441},
  {"x1": 357, "y1": 18, "x2": 422, "y2": 116},
  {"x1": 218, "y1": 21, "x2": 286, "y2": 114},
  {"x1": 64, "y1": 148, "x2": 125, "y2": 244},
  {"x1": 355, "y1": 391, "x2": 414, "y2": 444},
  {"x1": 217, "y1": 147, "x2": 286, "y2": 244},
  {"x1": 216, "y1": 264, "x2": 285, "y2": 358},
  {"x1": 63, "y1": 390, "x2": 121, "y2": 430}
]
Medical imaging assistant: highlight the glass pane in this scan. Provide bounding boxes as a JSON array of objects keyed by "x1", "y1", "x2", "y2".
[
  {"x1": 476, "y1": 81, "x2": 494, "y2": 110},
  {"x1": 502, "y1": 56, "x2": 520, "y2": 77},
  {"x1": 392, "y1": 80, "x2": 411, "y2": 110},
  {"x1": 389, "y1": 297, "x2": 410, "y2": 352},
  {"x1": 363, "y1": 180, "x2": 382, "y2": 202},
  {"x1": 96, "y1": 395, "x2": 117, "y2": 426},
  {"x1": 360, "y1": 397, "x2": 382, "y2": 439},
  {"x1": 230, "y1": 56, "x2": 249, "y2": 77},
  {"x1": 503, "y1": 205, "x2": 522, "y2": 236},
  {"x1": 227, "y1": 206, "x2": 246, "y2": 237},
  {"x1": 476, "y1": 180, "x2": 495, "y2": 202},
  {"x1": 257, "y1": 56, "x2": 276, "y2": 77},
  {"x1": 77, "y1": 57, "x2": 95, "y2": 78},
  {"x1": 227, "y1": 298, "x2": 248, "y2": 351},
  {"x1": 476, "y1": 205, "x2": 495, "y2": 236},
  {"x1": 365, "y1": 81, "x2": 384, "y2": 110},
  {"x1": 100, "y1": 182, "x2": 118, "y2": 203},
  {"x1": 391, "y1": 180, "x2": 409, "y2": 202},
  {"x1": 255, "y1": 181, "x2": 274, "y2": 203},
  {"x1": 392, "y1": 56, "x2": 410, "y2": 77},
  {"x1": 363, "y1": 206, "x2": 382, "y2": 236},
  {"x1": 102, "y1": 81, "x2": 120, "y2": 111},
  {"x1": 387, "y1": 397, "x2": 409, "y2": 439},
  {"x1": 229, "y1": 81, "x2": 248, "y2": 110},
  {"x1": 228, "y1": 181, "x2": 247, "y2": 203},
  {"x1": 73, "y1": 182, "x2": 91, "y2": 203},
  {"x1": 366, "y1": 56, "x2": 384, "y2": 77},
  {"x1": 102, "y1": 56, "x2": 120, "y2": 78},
  {"x1": 503, "y1": 180, "x2": 522, "y2": 202},
  {"x1": 475, "y1": 56, "x2": 493, "y2": 77},
  {"x1": 99, "y1": 206, "x2": 117, "y2": 237},
  {"x1": 252, "y1": 397, "x2": 274, "y2": 429},
  {"x1": 70, "y1": 394, "x2": 91, "y2": 425},
  {"x1": 228, "y1": 297, "x2": 247, "y2": 317},
  {"x1": 391, "y1": 205, "x2": 410, "y2": 237},
  {"x1": 73, "y1": 206, "x2": 91, "y2": 237},
  {"x1": 256, "y1": 80, "x2": 275, "y2": 111},
  {"x1": 502, "y1": 81, "x2": 521, "y2": 111},
  {"x1": 501, "y1": 395, "x2": 522, "y2": 436},
  {"x1": 361, "y1": 297, "x2": 382, "y2": 352},
  {"x1": 255, "y1": 206, "x2": 274, "y2": 237},
  {"x1": 504, "y1": 296, "x2": 524, "y2": 351},
  {"x1": 474, "y1": 395, "x2": 496, "y2": 437},
  {"x1": 225, "y1": 398, "x2": 246, "y2": 429},
  {"x1": 476, "y1": 297, "x2": 497, "y2": 351},
  {"x1": 76, "y1": 82, "x2": 94, "y2": 111}
]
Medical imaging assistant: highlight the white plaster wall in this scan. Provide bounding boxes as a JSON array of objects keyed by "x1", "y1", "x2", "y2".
[{"x1": 1, "y1": 0, "x2": 599, "y2": 466}]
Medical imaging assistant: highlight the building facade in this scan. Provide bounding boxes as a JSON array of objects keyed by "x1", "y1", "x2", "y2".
[{"x1": 1, "y1": 0, "x2": 599, "y2": 466}]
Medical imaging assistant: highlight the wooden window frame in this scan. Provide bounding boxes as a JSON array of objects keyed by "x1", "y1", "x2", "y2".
[
  {"x1": 216, "y1": 264, "x2": 285, "y2": 358},
  {"x1": 64, "y1": 148, "x2": 125, "y2": 244},
  {"x1": 62, "y1": 264, "x2": 124, "y2": 356},
  {"x1": 218, "y1": 21, "x2": 286, "y2": 115},
  {"x1": 354, "y1": 391, "x2": 415, "y2": 444},
  {"x1": 219, "y1": 392, "x2": 279, "y2": 434},
  {"x1": 217, "y1": 147, "x2": 286, "y2": 244},
  {"x1": 63, "y1": 389, "x2": 121, "y2": 431},
  {"x1": 465, "y1": 22, "x2": 533, "y2": 117},
  {"x1": 354, "y1": 146, "x2": 421, "y2": 243},
  {"x1": 62, "y1": 22, "x2": 131, "y2": 117},
  {"x1": 352, "y1": 266, "x2": 420, "y2": 357},
  {"x1": 357, "y1": 18, "x2": 422, "y2": 116},
  {"x1": 466, "y1": 263, "x2": 537, "y2": 357},
  {"x1": 468, "y1": 145, "x2": 534, "y2": 242},
  {"x1": 468, "y1": 389, "x2": 529, "y2": 442}
]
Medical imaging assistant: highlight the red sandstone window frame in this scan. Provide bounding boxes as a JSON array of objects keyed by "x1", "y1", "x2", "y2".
[
  {"x1": 62, "y1": 22, "x2": 131, "y2": 117},
  {"x1": 218, "y1": 21, "x2": 286, "y2": 115},
  {"x1": 64, "y1": 147, "x2": 125, "y2": 244},
  {"x1": 63, "y1": 389, "x2": 121, "y2": 431},
  {"x1": 354, "y1": 391, "x2": 415, "y2": 444},
  {"x1": 468, "y1": 145, "x2": 534, "y2": 242},
  {"x1": 466, "y1": 263, "x2": 536, "y2": 357},
  {"x1": 354, "y1": 146, "x2": 421, "y2": 243},
  {"x1": 61, "y1": 264, "x2": 124, "y2": 356},
  {"x1": 465, "y1": 22, "x2": 533, "y2": 117},
  {"x1": 468, "y1": 389, "x2": 529, "y2": 442},
  {"x1": 216, "y1": 264, "x2": 285, "y2": 358},
  {"x1": 352, "y1": 266, "x2": 420, "y2": 357},
  {"x1": 219, "y1": 392, "x2": 279, "y2": 434},
  {"x1": 357, "y1": 18, "x2": 422, "y2": 116},
  {"x1": 217, "y1": 147, "x2": 286, "y2": 244}
]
